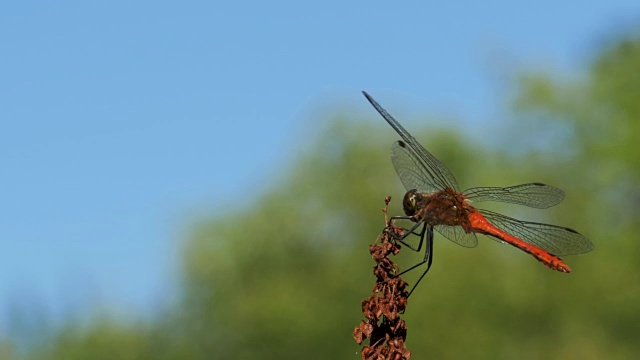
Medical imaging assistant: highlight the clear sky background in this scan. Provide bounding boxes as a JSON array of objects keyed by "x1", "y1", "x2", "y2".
[{"x1": 1, "y1": 1, "x2": 638, "y2": 328}]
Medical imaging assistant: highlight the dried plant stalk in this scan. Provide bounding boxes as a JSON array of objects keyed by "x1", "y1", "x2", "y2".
[{"x1": 353, "y1": 196, "x2": 411, "y2": 360}]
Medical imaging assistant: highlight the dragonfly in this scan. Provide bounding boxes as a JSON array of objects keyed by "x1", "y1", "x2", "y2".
[{"x1": 362, "y1": 91, "x2": 594, "y2": 296}]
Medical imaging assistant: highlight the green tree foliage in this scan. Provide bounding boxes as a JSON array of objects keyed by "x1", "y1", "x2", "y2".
[
  {"x1": 9, "y1": 33, "x2": 640, "y2": 359},
  {"x1": 33, "y1": 322, "x2": 146, "y2": 360},
  {"x1": 510, "y1": 35, "x2": 640, "y2": 359},
  {"x1": 176, "y1": 120, "x2": 494, "y2": 359}
]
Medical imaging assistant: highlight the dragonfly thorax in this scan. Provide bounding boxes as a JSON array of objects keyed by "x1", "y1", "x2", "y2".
[{"x1": 404, "y1": 189, "x2": 474, "y2": 228}]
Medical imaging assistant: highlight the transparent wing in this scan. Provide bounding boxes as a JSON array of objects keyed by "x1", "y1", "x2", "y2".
[
  {"x1": 434, "y1": 225, "x2": 478, "y2": 248},
  {"x1": 478, "y1": 210, "x2": 594, "y2": 256},
  {"x1": 391, "y1": 141, "x2": 446, "y2": 193},
  {"x1": 464, "y1": 183, "x2": 565, "y2": 209},
  {"x1": 363, "y1": 91, "x2": 460, "y2": 192}
]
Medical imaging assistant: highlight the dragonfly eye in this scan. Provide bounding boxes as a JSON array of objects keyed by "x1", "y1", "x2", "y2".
[{"x1": 403, "y1": 190, "x2": 418, "y2": 216}]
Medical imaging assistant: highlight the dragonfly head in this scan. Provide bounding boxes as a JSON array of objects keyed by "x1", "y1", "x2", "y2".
[{"x1": 402, "y1": 189, "x2": 419, "y2": 216}]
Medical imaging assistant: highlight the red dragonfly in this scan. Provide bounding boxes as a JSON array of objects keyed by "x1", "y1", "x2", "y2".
[{"x1": 363, "y1": 91, "x2": 593, "y2": 295}]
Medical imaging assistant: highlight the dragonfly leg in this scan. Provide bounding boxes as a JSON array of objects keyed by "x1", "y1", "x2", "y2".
[
  {"x1": 396, "y1": 222, "x2": 425, "y2": 252},
  {"x1": 386, "y1": 217, "x2": 425, "y2": 252},
  {"x1": 393, "y1": 225, "x2": 434, "y2": 298}
]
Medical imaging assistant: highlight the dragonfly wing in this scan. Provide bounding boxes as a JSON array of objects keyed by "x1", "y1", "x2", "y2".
[
  {"x1": 434, "y1": 225, "x2": 478, "y2": 248},
  {"x1": 363, "y1": 91, "x2": 460, "y2": 192},
  {"x1": 464, "y1": 183, "x2": 565, "y2": 209},
  {"x1": 478, "y1": 210, "x2": 594, "y2": 256},
  {"x1": 391, "y1": 141, "x2": 446, "y2": 193}
]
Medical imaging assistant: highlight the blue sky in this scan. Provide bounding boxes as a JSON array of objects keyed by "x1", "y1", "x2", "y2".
[{"x1": 0, "y1": 1, "x2": 637, "y2": 327}]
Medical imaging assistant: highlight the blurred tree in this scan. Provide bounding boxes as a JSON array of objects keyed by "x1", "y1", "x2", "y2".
[
  {"x1": 25, "y1": 319, "x2": 150, "y2": 360},
  {"x1": 9, "y1": 32, "x2": 640, "y2": 360},
  {"x1": 0, "y1": 340, "x2": 13, "y2": 360},
  {"x1": 509, "y1": 33, "x2": 640, "y2": 359},
  {"x1": 176, "y1": 119, "x2": 440, "y2": 359}
]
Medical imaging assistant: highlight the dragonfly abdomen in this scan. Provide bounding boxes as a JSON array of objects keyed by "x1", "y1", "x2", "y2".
[{"x1": 467, "y1": 212, "x2": 571, "y2": 273}]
